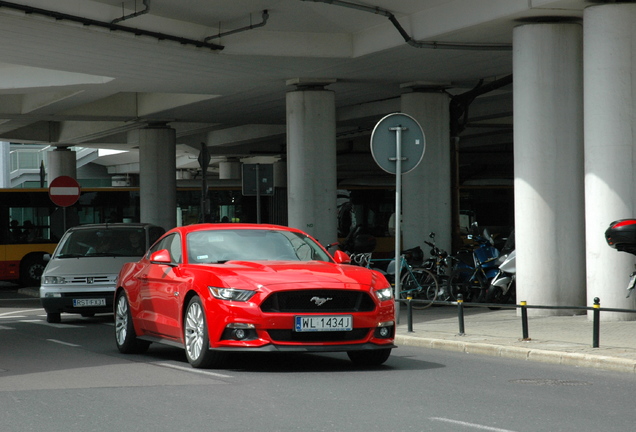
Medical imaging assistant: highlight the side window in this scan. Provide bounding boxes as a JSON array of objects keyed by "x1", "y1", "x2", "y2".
[{"x1": 147, "y1": 233, "x2": 181, "y2": 263}]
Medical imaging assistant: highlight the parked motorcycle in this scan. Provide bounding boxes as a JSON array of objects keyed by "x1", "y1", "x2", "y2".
[
  {"x1": 605, "y1": 219, "x2": 636, "y2": 298},
  {"x1": 486, "y1": 230, "x2": 515, "y2": 308},
  {"x1": 446, "y1": 223, "x2": 500, "y2": 302}
]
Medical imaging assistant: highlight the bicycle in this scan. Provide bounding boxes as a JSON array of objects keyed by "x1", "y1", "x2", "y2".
[{"x1": 368, "y1": 255, "x2": 439, "y2": 310}]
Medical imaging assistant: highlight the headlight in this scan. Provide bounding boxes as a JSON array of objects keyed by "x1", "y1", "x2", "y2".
[
  {"x1": 43, "y1": 276, "x2": 66, "y2": 284},
  {"x1": 209, "y1": 287, "x2": 256, "y2": 302},
  {"x1": 374, "y1": 287, "x2": 393, "y2": 301}
]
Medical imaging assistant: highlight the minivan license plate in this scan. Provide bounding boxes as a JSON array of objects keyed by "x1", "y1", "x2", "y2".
[
  {"x1": 294, "y1": 315, "x2": 352, "y2": 332},
  {"x1": 73, "y1": 298, "x2": 106, "y2": 307}
]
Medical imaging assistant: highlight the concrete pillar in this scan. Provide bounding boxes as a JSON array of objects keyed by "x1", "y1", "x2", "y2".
[
  {"x1": 400, "y1": 89, "x2": 452, "y2": 256},
  {"x1": 133, "y1": 124, "x2": 177, "y2": 230},
  {"x1": 286, "y1": 79, "x2": 337, "y2": 246},
  {"x1": 584, "y1": 3, "x2": 636, "y2": 320},
  {"x1": 0, "y1": 142, "x2": 10, "y2": 187},
  {"x1": 47, "y1": 147, "x2": 77, "y2": 184},
  {"x1": 513, "y1": 21, "x2": 585, "y2": 315}
]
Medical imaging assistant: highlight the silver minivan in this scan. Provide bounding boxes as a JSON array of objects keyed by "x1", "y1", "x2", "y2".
[{"x1": 40, "y1": 223, "x2": 165, "y2": 323}]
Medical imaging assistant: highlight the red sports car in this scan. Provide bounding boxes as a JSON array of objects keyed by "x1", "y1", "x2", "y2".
[{"x1": 114, "y1": 223, "x2": 395, "y2": 368}]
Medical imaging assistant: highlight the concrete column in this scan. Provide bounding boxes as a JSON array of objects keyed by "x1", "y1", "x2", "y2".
[
  {"x1": 133, "y1": 124, "x2": 177, "y2": 230},
  {"x1": 513, "y1": 22, "x2": 585, "y2": 315},
  {"x1": 584, "y1": 3, "x2": 636, "y2": 320},
  {"x1": 0, "y1": 142, "x2": 10, "y2": 187},
  {"x1": 47, "y1": 147, "x2": 77, "y2": 184},
  {"x1": 400, "y1": 89, "x2": 452, "y2": 256},
  {"x1": 286, "y1": 80, "x2": 337, "y2": 246}
]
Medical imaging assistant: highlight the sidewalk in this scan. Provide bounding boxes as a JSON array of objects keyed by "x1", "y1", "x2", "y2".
[{"x1": 395, "y1": 304, "x2": 636, "y2": 374}]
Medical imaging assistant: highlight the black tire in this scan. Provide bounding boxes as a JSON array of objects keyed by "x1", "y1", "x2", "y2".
[
  {"x1": 46, "y1": 312, "x2": 61, "y2": 323},
  {"x1": 486, "y1": 282, "x2": 514, "y2": 310},
  {"x1": 400, "y1": 268, "x2": 438, "y2": 309},
  {"x1": 347, "y1": 348, "x2": 392, "y2": 366},
  {"x1": 114, "y1": 291, "x2": 150, "y2": 354},
  {"x1": 20, "y1": 255, "x2": 46, "y2": 287},
  {"x1": 184, "y1": 296, "x2": 226, "y2": 369},
  {"x1": 447, "y1": 267, "x2": 471, "y2": 301}
]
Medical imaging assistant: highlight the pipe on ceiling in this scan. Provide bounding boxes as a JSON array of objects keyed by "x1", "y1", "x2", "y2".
[
  {"x1": 205, "y1": 10, "x2": 270, "y2": 42},
  {"x1": 301, "y1": 0, "x2": 512, "y2": 51},
  {"x1": 0, "y1": 0, "x2": 224, "y2": 51},
  {"x1": 111, "y1": 0, "x2": 150, "y2": 25}
]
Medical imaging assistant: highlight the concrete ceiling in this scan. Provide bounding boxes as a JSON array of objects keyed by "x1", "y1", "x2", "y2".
[{"x1": 0, "y1": 0, "x2": 589, "y2": 179}]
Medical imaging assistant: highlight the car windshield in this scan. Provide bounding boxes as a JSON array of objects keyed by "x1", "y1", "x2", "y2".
[
  {"x1": 186, "y1": 229, "x2": 332, "y2": 264},
  {"x1": 55, "y1": 227, "x2": 147, "y2": 258}
]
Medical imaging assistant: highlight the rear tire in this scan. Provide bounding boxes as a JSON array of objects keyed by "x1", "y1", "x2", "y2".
[
  {"x1": 20, "y1": 255, "x2": 46, "y2": 287},
  {"x1": 347, "y1": 348, "x2": 392, "y2": 366},
  {"x1": 447, "y1": 267, "x2": 471, "y2": 301}
]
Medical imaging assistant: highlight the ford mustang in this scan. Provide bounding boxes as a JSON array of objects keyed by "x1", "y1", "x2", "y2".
[{"x1": 114, "y1": 223, "x2": 395, "y2": 368}]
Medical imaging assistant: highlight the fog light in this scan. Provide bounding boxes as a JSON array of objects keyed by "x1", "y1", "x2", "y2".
[
  {"x1": 234, "y1": 329, "x2": 246, "y2": 340},
  {"x1": 378, "y1": 327, "x2": 390, "y2": 338}
]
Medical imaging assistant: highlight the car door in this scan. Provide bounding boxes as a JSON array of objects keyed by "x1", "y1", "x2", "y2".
[{"x1": 139, "y1": 233, "x2": 184, "y2": 339}]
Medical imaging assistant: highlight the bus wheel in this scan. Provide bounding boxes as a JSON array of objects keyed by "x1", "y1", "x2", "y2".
[{"x1": 20, "y1": 255, "x2": 46, "y2": 287}]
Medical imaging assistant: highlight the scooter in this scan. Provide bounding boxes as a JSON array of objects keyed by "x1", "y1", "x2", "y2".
[{"x1": 486, "y1": 230, "x2": 515, "y2": 308}]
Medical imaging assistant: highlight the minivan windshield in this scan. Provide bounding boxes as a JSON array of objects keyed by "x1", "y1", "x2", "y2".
[{"x1": 55, "y1": 227, "x2": 147, "y2": 258}]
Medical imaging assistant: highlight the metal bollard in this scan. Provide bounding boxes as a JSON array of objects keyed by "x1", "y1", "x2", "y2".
[
  {"x1": 407, "y1": 297, "x2": 414, "y2": 333},
  {"x1": 520, "y1": 301, "x2": 530, "y2": 341},
  {"x1": 593, "y1": 297, "x2": 600, "y2": 348},
  {"x1": 457, "y1": 293, "x2": 465, "y2": 335}
]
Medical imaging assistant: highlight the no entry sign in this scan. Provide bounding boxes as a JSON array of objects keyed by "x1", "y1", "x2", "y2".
[{"x1": 48, "y1": 176, "x2": 81, "y2": 207}]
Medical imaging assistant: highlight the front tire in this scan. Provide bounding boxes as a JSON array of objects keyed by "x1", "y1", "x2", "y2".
[
  {"x1": 114, "y1": 291, "x2": 150, "y2": 354},
  {"x1": 347, "y1": 348, "x2": 392, "y2": 366},
  {"x1": 46, "y1": 312, "x2": 61, "y2": 323},
  {"x1": 184, "y1": 296, "x2": 226, "y2": 368}
]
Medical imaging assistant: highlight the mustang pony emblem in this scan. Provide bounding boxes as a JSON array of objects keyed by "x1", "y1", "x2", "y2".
[{"x1": 310, "y1": 296, "x2": 333, "y2": 306}]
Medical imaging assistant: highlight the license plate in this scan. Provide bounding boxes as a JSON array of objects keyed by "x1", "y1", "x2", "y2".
[
  {"x1": 73, "y1": 298, "x2": 106, "y2": 307},
  {"x1": 294, "y1": 315, "x2": 352, "y2": 332}
]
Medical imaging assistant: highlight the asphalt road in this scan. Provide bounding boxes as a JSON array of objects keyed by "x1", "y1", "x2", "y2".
[{"x1": 2, "y1": 291, "x2": 635, "y2": 432}]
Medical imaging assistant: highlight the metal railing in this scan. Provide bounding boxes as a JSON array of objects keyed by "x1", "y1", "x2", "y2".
[{"x1": 399, "y1": 295, "x2": 636, "y2": 348}]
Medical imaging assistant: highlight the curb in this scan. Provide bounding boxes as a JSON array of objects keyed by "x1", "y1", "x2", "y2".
[{"x1": 395, "y1": 334, "x2": 636, "y2": 374}]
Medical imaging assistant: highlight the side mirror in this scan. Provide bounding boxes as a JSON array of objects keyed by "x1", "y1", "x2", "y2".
[
  {"x1": 332, "y1": 250, "x2": 351, "y2": 264},
  {"x1": 149, "y1": 249, "x2": 172, "y2": 264}
]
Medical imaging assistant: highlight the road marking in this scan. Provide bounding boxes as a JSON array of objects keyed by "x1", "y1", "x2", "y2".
[
  {"x1": 22, "y1": 320, "x2": 81, "y2": 328},
  {"x1": 430, "y1": 418, "x2": 518, "y2": 432},
  {"x1": 0, "y1": 308, "x2": 42, "y2": 317},
  {"x1": 0, "y1": 325, "x2": 14, "y2": 330},
  {"x1": 0, "y1": 316, "x2": 27, "y2": 319},
  {"x1": 47, "y1": 339, "x2": 81, "y2": 347},
  {"x1": 154, "y1": 362, "x2": 233, "y2": 379}
]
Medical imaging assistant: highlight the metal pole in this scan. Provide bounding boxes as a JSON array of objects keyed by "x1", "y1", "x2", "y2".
[
  {"x1": 256, "y1": 164, "x2": 261, "y2": 224},
  {"x1": 407, "y1": 299, "x2": 413, "y2": 332},
  {"x1": 593, "y1": 297, "x2": 600, "y2": 348},
  {"x1": 391, "y1": 126, "x2": 403, "y2": 321},
  {"x1": 457, "y1": 293, "x2": 465, "y2": 335},
  {"x1": 521, "y1": 301, "x2": 530, "y2": 340}
]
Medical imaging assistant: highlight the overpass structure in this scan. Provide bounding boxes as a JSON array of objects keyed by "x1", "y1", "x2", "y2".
[{"x1": 0, "y1": 0, "x2": 634, "y2": 318}]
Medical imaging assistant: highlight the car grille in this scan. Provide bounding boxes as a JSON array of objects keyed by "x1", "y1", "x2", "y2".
[
  {"x1": 260, "y1": 289, "x2": 375, "y2": 313},
  {"x1": 267, "y1": 328, "x2": 371, "y2": 342},
  {"x1": 66, "y1": 276, "x2": 112, "y2": 284}
]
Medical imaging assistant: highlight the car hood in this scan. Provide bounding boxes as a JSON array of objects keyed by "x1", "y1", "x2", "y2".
[
  {"x1": 194, "y1": 260, "x2": 382, "y2": 290},
  {"x1": 43, "y1": 256, "x2": 139, "y2": 277}
]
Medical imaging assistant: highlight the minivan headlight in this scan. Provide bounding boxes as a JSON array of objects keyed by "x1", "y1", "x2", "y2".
[{"x1": 43, "y1": 276, "x2": 66, "y2": 284}]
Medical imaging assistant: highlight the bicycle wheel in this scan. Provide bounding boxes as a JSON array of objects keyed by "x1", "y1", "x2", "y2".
[
  {"x1": 400, "y1": 268, "x2": 438, "y2": 309},
  {"x1": 447, "y1": 266, "x2": 472, "y2": 301}
]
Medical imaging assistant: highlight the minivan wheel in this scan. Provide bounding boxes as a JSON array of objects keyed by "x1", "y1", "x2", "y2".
[{"x1": 46, "y1": 312, "x2": 61, "y2": 323}]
